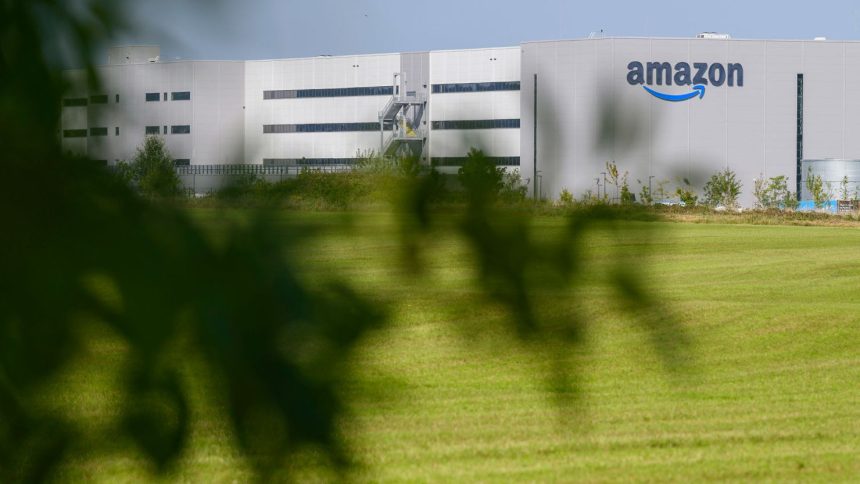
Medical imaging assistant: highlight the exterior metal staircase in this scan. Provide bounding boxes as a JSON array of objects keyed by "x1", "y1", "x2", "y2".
[{"x1": 379, "y1": 73, "x2": 427, "y2": 159}]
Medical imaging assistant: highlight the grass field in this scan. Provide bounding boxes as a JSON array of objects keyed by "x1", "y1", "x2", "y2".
[{"x1": 51, "y1": 210, "x2": 860, "y2": 482}]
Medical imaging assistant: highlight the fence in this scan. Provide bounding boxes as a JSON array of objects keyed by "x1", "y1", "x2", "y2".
[{"x1": 174, "y1": 164, "x2": 355, "y2": 194}]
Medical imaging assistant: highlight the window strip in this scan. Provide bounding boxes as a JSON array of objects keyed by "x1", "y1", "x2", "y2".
[
  {"x1": 263, "y1": 158, "x2": 360, "y2": 166},
  {"x1": 63, "y1": 98, "x2": 88, "y2": 107},
  {"x1": 431, "y1": 119, "x2": 520, "y2": 130},
  {"x1": 63, "y1": 129, "x2": 88, "y2": 138},
  {"x1": 431, "y1": 156, "x2": 520, "y2": 167},
  {"x1": 264, "y1": 86, "x2": 394, "y2": 100},
  {"x1": 263, "y1": 122, "x2": 393, "y2": 134},
  {"x1": 431, "y1": 81, "x2": 520, "y2": 94}
]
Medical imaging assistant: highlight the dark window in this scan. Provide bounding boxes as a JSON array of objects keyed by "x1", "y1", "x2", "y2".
[
  {"x1": 263, "y1": 122, "x2": 392, "y2": 134},
  {"x1": 171, "y1": 91, "x2": 191, "y2": 101},
  {"x1": 116, "y1": 94, "x2": 120, "y2": 103},
  {"x1": 63, "y1": 129, "x2": 87, "y2": 138},
  {"x1": 263, "y1": 85, "x2": 394, "y2": 100},
  {"x1": 431, "y1": 81, "x2": 520, "y2": 94},
  {"x1": 115, "y1": 127, "x2": 120, "y2": 136},
  {"x1": 89, "y1": 94, "x2": 108, "y2": 104},
  {"x1": 145, "y1": 92, "x2": 160, "y2": 102},
  {"x1": 163, "y1": 126, "x2": 168, "y2": 134},
  {"x1": 63, "y1": 98, "x2": 88, "y2": 107},
  {"x1": 145, "y1": 126, "x2": 161, "y2": 135},
  {"x1": 89, "y1": 127, "x2": 108, "y2": 136},
  {"x1": 171, "y1": 125, "x2": 191, "y2": 134},
  {"x1": 431, "y1": 156, "x2": 520, "y2": 167},
  {"x1": 431, "y1": 119, "x2": 520, "y2": 130},
  {"x1": 173, "y1": 159, "x2": 191, "y2": 166},
  {"x1": 163, "y1": 92, "x2": 167, "y2": 101}
]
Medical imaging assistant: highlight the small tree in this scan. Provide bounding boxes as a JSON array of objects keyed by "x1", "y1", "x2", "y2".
[
  {"x1": 118, "y1": 136, "x2": 183, "y2": 198},
  {"x1": 805, "y1": 167, "x2": 832, "y2": 209},
  {"x1": 753, "y1": 176, "x2": 768, "y2": 209},
  {"x1": 703, "y1": 169, "x2": 742, "y2": 208},
  {"x1": 606, "y1": 161, "x2": 620, "y2": 202},
  {"x1": 637, "y1": 180, "x2": 653, "y2": 205},
  {"x1": 619, "y1": 172, "x2": 635, "y2": 205},
  {"x1": 839, "y1": 176, "x2": 850, "y2": 201}
]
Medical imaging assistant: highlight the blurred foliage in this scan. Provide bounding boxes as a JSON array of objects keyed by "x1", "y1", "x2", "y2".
[
  {"x1": 0, "y1": 0, "x2": 690, "y2": 481},
  {"x1": 114, "y1": 136, "x2": 183, "y2": 198},
  {"x1": 1, "y1": 1, "x2": 384, "y2": 481},
  {"x1": 212, "y1": 156, "x2": 447, "y2": 210},
  {"x1": 405, "y1": 150, "x2": 690, "y2": 408}
]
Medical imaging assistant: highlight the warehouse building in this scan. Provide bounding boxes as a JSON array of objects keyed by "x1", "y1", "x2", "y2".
[
  {"x1": 62, "y1": 45, "x2": 521, "y2": 176},
  {"x1": 62, "y1": 37, "x2": 860, "y2": 205}
]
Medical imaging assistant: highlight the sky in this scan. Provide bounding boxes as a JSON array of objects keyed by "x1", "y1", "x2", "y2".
[{"x1": 115, "y1": 0, "x2": 860, "y2": 61}]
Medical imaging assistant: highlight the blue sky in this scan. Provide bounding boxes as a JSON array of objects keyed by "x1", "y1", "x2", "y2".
[{"x1": 118, "y1": 0, "x2": 860, "y2": 60}]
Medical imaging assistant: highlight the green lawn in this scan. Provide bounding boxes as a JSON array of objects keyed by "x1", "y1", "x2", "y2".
[{"x1": 53, "y1": 211, "x2": 860, "y2": 482}]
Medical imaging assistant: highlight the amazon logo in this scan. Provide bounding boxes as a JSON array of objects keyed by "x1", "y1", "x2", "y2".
[{"x1": 627, "y1": 61, "x2": 744, "y2": 102}]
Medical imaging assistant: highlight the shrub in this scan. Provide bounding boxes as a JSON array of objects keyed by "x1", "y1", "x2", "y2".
[
  {"x1": 458, "y1": 148, "x2": 504, "y2": 204},
  {"x1": 703, "y1": 169, "x2": 742, "y2": 208},
  {"x1": 753, "y1": 175, "x2": 797, "y2": 210},
  {"x1": 499, "y1": 170, "x2": 528, "y2": 203},
  {"x1": 675, "y1": 188, "x2": 698, "y2": 207},
  {"x1": 558, "y1": 188, "x2": 575, "y2": 206},
  {"x1": 117, "y1": 136, "x2": 183, "y2": 199},
  {"x1": 674, "y1": 178, "x2": 698, "y2": 207}
]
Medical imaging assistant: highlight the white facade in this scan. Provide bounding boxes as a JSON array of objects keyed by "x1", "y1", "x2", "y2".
[
  {"x1": 429, "y1": 47, "x2": 521, "y2": 173},
  {"x1": 62, "y1": 45, "x2": 522, "y2": 171},
  {"x1": 522, "y1": 38, "x2": 860, "y2": 205},
  {"x1": 244, "y1": 54, "x2": 401, "y2": 164},
  {"x1": 62, "y1": 55, "x2": 245, "y2": 165}
]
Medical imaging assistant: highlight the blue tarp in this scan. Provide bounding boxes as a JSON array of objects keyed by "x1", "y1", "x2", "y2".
[{"x1": 797, "y1": 200, "x2": 838, "y2": 212}]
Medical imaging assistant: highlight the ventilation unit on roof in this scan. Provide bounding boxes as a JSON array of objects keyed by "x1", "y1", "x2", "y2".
[{"x1": 696, "y1": 32, "x2": 732, "y2": 40}]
